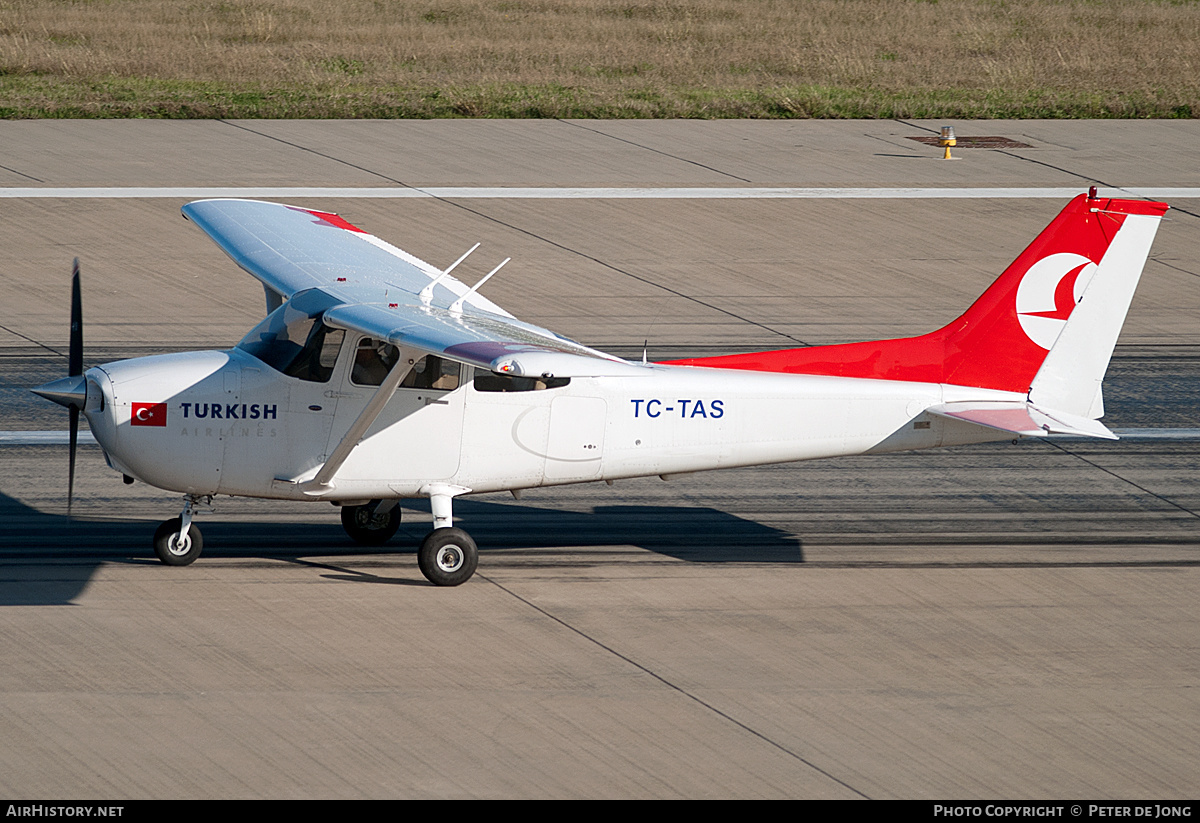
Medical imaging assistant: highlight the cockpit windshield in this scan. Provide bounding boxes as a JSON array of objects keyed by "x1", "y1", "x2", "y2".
[{"x1": 236, "y1": 290, "x2": 345, "y2": 382}]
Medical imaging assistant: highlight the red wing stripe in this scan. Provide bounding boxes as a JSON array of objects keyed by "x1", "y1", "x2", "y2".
[{"x1": 287, "y1": 206, "x2": 366, "y2": 233}]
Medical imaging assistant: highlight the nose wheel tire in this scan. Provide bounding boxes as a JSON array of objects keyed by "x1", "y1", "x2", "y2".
[
  {"x1": 418, "y1": 528, "x2": 478, "y2": 586},
  {"x1": 153, "y1": 517, "x2": 203, "y2": 566},
  {"x1": 341, "y1": 501, "x2": 402, "y2": 546}
]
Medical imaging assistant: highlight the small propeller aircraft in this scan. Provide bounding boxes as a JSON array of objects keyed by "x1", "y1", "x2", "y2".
[{"x1": 33, "y1": 189, "x2": 1168, "y2": 585}]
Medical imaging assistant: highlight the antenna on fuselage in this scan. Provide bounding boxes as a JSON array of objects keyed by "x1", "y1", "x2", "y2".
[
  {"x1": 420, "y1": 242, "x2": 480, "y2": 305},
  {"x1": 450, "y1": 258, "x2": 510, "y2": 314}
]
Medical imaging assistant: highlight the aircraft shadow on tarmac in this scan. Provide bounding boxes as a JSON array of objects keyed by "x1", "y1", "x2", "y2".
[{"x1": 0, "y1": 489, "x2": 804, "y2": 605}]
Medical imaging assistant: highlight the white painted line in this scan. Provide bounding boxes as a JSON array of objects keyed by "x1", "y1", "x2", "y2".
[
  {"x1": 0, "y1": 188, "x2": 430, "y2": 199},
  {"x1": 3, "y1": 428, "x2": 1198, "y2": 446},
  {"x1": 1113, "y1": 428, "x2": 1200, "y2": 441},
  {"x1": 1, "y1": 431, "x2": 97, "y2": 445},
  {"x1": 0, "y1": 187, "x2": 1196, "y2": 199}
]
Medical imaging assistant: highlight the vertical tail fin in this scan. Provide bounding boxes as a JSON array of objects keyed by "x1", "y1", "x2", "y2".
[
  {"x1": 665, "y1": 192, "x2": 1168, "y2": 404},
  {"x1": 1028, "y1": 204, "x2": 1165, "y2": 416}
]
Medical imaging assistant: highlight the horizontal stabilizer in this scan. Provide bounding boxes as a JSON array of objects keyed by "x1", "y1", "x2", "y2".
[{"x1": 927, "y1": 402, "x2": 1118, "y2": 440}]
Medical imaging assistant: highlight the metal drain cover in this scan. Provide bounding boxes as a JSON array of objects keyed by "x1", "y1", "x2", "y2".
[{"x1": 907, "y1": 135, "x2": 1034, "y2": 149}]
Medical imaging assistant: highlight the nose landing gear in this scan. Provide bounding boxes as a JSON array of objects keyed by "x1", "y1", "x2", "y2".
[{"x1": 153, "y1": 494, "x2": 208, "y2": 566}]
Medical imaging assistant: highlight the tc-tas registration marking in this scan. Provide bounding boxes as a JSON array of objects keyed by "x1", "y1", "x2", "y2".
[{"x1": 631, "y1": 399, "x2": 724, "y2": 419}]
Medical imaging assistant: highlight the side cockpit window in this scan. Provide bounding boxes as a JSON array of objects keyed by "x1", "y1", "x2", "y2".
[
  {"x1": 351, "y1": 338, "x2": 401, "y2": 386},
  {"x1": 237, "y1": 302, "x2": 344, "y2": 383},
  {"x1": 282, "y1": 323, "x2": 344, "y2": 383}
]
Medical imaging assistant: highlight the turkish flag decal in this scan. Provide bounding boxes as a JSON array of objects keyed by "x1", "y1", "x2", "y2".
[{"x1": 131, "y1": 402, "x2": 167, "y2": 427}]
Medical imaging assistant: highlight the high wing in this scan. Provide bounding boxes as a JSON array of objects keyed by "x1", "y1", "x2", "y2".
[
  {"x1": 182, "y1": 198, "x2": 482, "y2": 307},
  {"x1": 182, "y1": 199, "x2": 644, "y2": 378}
]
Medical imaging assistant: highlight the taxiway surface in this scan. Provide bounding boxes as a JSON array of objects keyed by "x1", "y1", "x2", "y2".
[{"x1": 0, "y1": 120, "x2": 1197, "y2": 798}]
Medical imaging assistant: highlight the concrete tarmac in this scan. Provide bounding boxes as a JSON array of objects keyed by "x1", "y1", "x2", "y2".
[{"x1": 0, "y1": 120, "x2": 1198, "y2": 798}]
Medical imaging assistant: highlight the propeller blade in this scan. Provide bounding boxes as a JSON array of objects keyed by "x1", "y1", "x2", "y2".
[
  {"x1": 68, "y1": 259, "x2": 83, "y2": 513},
  {"x1": 28, "y1": 259, "x2": 89, "y2": 514},
  {"x1": 68, "y1": 405, "x2": 78, "y2": 514},
  {"x1": 69, "y1": 258, "x2": 82, "y2": 377}
]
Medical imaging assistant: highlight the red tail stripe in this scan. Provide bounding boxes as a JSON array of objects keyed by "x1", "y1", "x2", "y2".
[{"x1": 664, "y1": 195, "x2": 1167, "y2": 393}]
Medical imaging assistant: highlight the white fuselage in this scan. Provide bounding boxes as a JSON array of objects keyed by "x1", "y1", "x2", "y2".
[{"x1": 83, "y1": 342, "x2": 1023, "y2": 502}]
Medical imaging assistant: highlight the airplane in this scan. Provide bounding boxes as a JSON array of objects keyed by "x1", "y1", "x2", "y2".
[{"x1": 32, "y1": 187, "x2": 1168, "y2": 586}]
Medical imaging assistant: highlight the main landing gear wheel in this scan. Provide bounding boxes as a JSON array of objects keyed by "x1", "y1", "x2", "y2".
[
  {"x1": 153, "y1": 517, "x2": 203, "y2": 566},
  {"x1": 418, "y1": 528, "x2": 478, "y2": 587},
  {"x1": 341, "y1": 501, "x2": 402, "y2": 546}
]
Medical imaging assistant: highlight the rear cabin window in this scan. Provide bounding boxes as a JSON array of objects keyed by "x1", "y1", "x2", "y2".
[{"x1": 473, "y1": 371, "x2": 570, "y2": 393}]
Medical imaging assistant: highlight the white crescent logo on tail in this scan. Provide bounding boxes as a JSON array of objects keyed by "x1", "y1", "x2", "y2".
[{"x1": 1015, "y1": 253, "x2": 1098, "y2": 350}]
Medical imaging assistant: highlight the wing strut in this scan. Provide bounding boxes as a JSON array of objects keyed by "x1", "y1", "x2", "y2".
[{"x1": 300, "y1": 346, "x2": 426, "y2": 494}]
